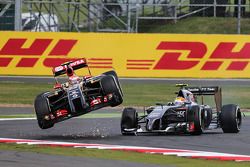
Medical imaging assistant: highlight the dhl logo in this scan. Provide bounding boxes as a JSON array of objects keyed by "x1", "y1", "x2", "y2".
[
  {"x1": 1, "y1": 38, "x2": 250, "y2": 77},
  {"x1": 0, "y1": 38, "x2": 77, "y2": 67},
  {"x1": 0, "y1": 38, "x2": 113, "y2": 69},
  {"x1": 127, "y1": 42, "x2": 250, "y2": 71}
]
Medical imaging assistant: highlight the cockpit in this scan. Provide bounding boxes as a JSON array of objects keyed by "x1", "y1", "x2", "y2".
[{"x1": 174, "y1": 89, "x2": 196, "y2": 105}]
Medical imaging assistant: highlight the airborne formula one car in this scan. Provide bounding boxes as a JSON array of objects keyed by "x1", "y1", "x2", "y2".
[
  {"x1": 34, "y1": 58, "x2": 123, "y2": 129},
  {"x1": 121, "y1": 84, "x2": 242, "y2": 135}
]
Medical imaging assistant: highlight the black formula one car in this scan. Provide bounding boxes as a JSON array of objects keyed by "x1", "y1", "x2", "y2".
[
  {"x1": 121, "y1": 84, "x2": 242, "y2": 135},
  {"x1": 34, "y1": 58, "x2": 123, "y2": 129}
]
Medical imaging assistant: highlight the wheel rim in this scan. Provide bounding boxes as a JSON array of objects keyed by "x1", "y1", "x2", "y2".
[{"x1": 236, "y1": 108, "x2": 241, "y2": 130}]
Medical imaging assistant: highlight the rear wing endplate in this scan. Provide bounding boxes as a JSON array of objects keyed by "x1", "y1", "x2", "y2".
[{"x1": 52, "y1": 58, "x2": 87, "y2": 77}]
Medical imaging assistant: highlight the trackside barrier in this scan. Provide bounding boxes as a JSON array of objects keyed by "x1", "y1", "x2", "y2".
[{"x1": 1, "y1": 32, "x2": 250, "y2": 78}]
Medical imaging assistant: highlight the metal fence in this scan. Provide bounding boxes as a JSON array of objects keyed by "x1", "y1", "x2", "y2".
[{"x1": 0, "y1": 0, "x2": 249, "y2": 34}]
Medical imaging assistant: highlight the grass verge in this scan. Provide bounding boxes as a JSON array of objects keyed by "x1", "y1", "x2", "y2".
[
  {"x1": 1, "y1": 81, "x2": 250, "y2": 108},
  {"x1": 0, "y1": 113, "x2": 122, "y2": 119},
  {"x1": 139, "y1": 17, "x2": 250, "y2": 34},
  {"x1": 1, "y1": 112, "x2": 250, "y2": 119},
  {"x1": 0, "y1": 143, "x2": 249, "y2": 167}
]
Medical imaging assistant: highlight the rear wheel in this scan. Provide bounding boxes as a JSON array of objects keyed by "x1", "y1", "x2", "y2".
[
  {"x1": 121, "y1": 107, "x2": 138, "y2": 135},
  {"x1": 34, "y1": 92, "x2": 54, "y2": 129},
  {"x1": 101, "y1": 75, "x2": 123, "y2": 107},
  {"x1": 220, "y1": 104, "x2": 241, "y2": 133},
  {"x1": 103, "y1": 70, "x2": 123, "y2": 96}
]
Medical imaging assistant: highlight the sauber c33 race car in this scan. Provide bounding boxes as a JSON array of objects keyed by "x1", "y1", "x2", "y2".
[
  {"x1": 121, "y1": 84, "x2": 242, "y2": 135},
  {"x1": 34, "y1": 58, "x2": 123, "y2": 129}
]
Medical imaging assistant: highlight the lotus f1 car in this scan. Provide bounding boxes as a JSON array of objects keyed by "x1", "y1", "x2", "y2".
[
  {"x1": 121, "y1": 84, "x2": 242, "y2": 135},
  {"x1": 34, "y1": 58, "x2": 123, "y2": 129}
]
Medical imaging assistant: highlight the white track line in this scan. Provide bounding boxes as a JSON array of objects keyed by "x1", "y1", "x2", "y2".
[
  {"x1": 0, "y1": 118, "x2": 35, "y2": 121},
  {"x1": 0, "y1": 137, "x2": 250, "y2": 162}
]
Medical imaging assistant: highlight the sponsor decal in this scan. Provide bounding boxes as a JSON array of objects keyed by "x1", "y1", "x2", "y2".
[
  {"x1": 176, "y1": 110, "x2": 186, "y2": 118},
  {"x1": 126, "y1": 59, "x2": 155, "y2": 70},
  {"x1": 1, "y1": 32, "x2": 250, "y2": 78},
  {"x1": 0, "y1": 38, "x2": 77, "y2": 68},
  {"x1": 127, "y1": 42, "x2": 250, "y2": 71},
  {"x1": 0, "y1": 37, "x2": 113, "y2": 74},
  {"x1": 154, "y1": 42, "x2": 250, "y2": 71}
]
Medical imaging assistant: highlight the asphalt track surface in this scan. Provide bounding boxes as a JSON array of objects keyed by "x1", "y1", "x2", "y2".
[
  {"x1": 0, "y1": 106, "x2": 250, "y2": 156},
  {"x1": 0, "y1": 107, "x2": 169, "y2": 167},
  {"x1": 1, "y1": 77, "x2": 250, "y2": 166}
]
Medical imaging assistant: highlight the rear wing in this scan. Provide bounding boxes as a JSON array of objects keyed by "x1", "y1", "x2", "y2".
[
  {"x1": 52, "y1": 58, "x2": 88, "y2": 77},
  {"x1": 186, "y1": 86, "x2": 222, "y2": 112},
  {"x1": 186, "y1": 86, "x2": 219, "y2": 95}
]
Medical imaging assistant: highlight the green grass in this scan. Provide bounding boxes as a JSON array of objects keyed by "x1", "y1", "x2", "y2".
[
  {"x1": 122, "y1": 83, "x2": 176, "y2": 106},
  {"x1": 0, "y1": 82, "x2": 52, "y2": 104},
  {"x1": 0, "y1": 113, "x2": 122, "y2": 119},
  {"x1": 2, "y1": 112, "x2": 250, "y2": 119},
  {"x1": 139, "y1": 17, "x2": 250, "y2": 34},
  {"x1": 0, "y1": 143, "x2": 249, "y2": 167},
  {"x1": 1, "y1": 81, "x2": 250, "y2": 108},
  {"x1": 0, "y1": 114, "x2": 35, "y2": 118},
  {"x1": 0, "y1": 82, "x2": 177, "y2": 106}
]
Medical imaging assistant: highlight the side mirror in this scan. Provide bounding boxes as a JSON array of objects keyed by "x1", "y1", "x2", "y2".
[{"x1": 155, "y1": 103, "x2": 164, "y2": 109}]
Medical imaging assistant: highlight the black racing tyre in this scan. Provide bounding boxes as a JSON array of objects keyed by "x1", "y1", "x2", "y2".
[
  {"x1": 220, "y1": 104, "x2": 241, "y2": 133},
  {"x1": 204, "y1": 106, "x2": 212, "y2": 128},
  {"x1": 101, "y1": 75, "x2": 123, "y2": 107},
  {"x1": 34, "y1": 92, "x2": 54, "y2": 129},
  {"x1": 189, "y1": 105, "x2": 204, "y2": 135},
  {"x1": 103, "y1": 70, "x2": 123, "y2": 96},
  {"x1": 121, "y1": 107, "x2": 138, "y2": 135}
]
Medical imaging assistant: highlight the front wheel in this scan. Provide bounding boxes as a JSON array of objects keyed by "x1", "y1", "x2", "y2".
[
  {"x1": 34, "y1": 92, "x2": 54, "y2": 129},
  {"x1": 220, "y1": 104, "x2": 241, "y2": 133},
  {"x1": 121, "y1": 107, "x2": 138, "y2": 135},
  {"x1": 103, "y1": 70, "x2": 123, "y2": 96}
]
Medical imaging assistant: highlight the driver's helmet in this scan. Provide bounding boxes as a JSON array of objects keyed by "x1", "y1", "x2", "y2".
[
  {"x1": 66, "y1": 66, "x2": 74, "y2": 77},
  {"x1": 83, "y1": 75, "x2": 92, "y2": 80},
  {"x1": 68, "y1": 75, "x2": 80, "y2": 85},
  {"x1": 174, "y1": 97, "x2": 186, "y2": 106}
]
